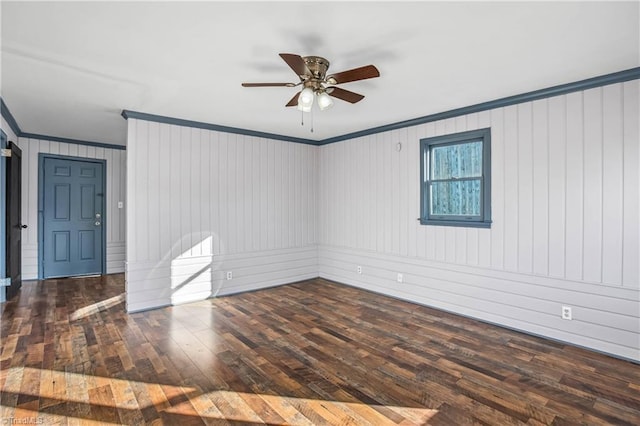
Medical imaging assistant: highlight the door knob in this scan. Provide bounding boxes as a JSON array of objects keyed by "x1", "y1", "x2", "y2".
[
  {"x1": 20, "y1": 224, "x2": 28, "y2": 229},
  {"x1": 95, "y1": 221, "x2": 101, "y2": 226}
]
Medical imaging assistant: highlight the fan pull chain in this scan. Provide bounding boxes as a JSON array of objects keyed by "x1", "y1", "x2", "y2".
[
  {"x1": 310, "y1": 108, "x2": 314, "y2": 133},
  {"x1": 301, "y1": 110, "x2": 304, "y2": 127}
]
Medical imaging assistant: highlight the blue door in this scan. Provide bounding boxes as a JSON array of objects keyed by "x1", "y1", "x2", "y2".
[{"x1": 42, "y1": 157, "x2": 104, "y2": 278}]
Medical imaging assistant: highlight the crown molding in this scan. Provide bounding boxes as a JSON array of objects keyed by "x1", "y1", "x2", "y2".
[
  {"x1": 121, "y1": 110, "x2": 319, "y2": 146},
  {"x1": 319, "y1": 67, "x2": 640, "y2": 144},
  {"x1": 0, "y1": 98, "x2": 22, "y2": 137},
  {"x1": 1, "y1": 98, "x2": 126, "y2": 150},
  {"x1": 5, "y1": 67, "x2": 639, "y2": 149}
]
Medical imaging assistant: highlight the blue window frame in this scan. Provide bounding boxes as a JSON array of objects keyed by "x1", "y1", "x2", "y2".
[{"x1": 420, "y1": 128, "x2": 491, "y2": 228}]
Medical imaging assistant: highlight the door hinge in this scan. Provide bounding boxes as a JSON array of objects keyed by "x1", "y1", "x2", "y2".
[{"x1": 1, "y1": 149, "x2": 11, "y2": 157}]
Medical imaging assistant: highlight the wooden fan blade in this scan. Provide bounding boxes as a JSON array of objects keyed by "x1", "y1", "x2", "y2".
[
  {"x1": 327, "y1": 65, "x2": 380, "y2": 84},
  {"x1": 285, "y1": 92, "x2": 300, "y2": 107},
  {"x1": 279, "y1": 53, "x2": 310, "y2": 77},
  {"x1": 327, "y1": 87, "x2": 365, "y2": 103},
  {"x1": 242, "y1": 82, "x2": 296, "y2": 87}
]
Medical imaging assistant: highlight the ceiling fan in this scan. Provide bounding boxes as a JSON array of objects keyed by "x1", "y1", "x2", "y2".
[{"x1": 242, "y1": 53, "x2": 380, "y2": 112}]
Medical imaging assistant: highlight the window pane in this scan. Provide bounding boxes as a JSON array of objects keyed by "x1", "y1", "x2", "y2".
[
  {"x1": 431, "y1": 141, "x2": 482, "y2": 180},
  {"x1": 430, "y1": 179, "x2": 482, "y2": 216}
]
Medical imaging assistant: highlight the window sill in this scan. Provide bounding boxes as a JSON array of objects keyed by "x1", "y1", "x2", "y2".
[{"x1": 419, "y1": 219, "x2": 492, "y2": 228}]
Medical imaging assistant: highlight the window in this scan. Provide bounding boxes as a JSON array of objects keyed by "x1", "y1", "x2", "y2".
[{"x1": 420, "y1": 128, "x2": 491, "y2": 227}]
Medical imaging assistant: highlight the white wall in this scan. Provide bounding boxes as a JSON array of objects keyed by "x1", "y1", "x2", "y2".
[
  {"x1": 125, "y1": 119, "x2": 318, "y2": 312},
  {"x1": 15, "y1": 138, "x2": 127, "y2": 279},
  {"x1": 318, "y1": 81, "x2": 640, "y2": 361},
  {"x1": 124, "y1": 80, "x2": 638, "y2": 360}
]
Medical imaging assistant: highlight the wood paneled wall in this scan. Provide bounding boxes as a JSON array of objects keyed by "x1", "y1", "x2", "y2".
[
  {"x1": 14, "y1": 138, "x2": 127, "y2": 279},
  {"x1": 125, "y1": 119, "x2": 318, "y2": 312},
  {"x1": 318, "y1": 81, "x2": 640, "y2": 361}
]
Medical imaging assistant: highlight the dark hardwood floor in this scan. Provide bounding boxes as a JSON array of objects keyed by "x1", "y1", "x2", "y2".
[{"x1": 1, "y1": 274, "x2": 639, "y2": 425}]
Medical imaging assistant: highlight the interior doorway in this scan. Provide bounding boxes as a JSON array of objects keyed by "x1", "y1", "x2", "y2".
[{"x1": 6, "y1": 141, "x2": 24, "y2": 300}]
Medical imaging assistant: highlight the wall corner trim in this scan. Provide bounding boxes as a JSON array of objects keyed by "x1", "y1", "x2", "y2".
[
  {"x1": 121, "y1": 110, "x2": 320, "y2": 146},
  {"x1": 1, "y1": 98, "x2": 22, "y2": 137}
]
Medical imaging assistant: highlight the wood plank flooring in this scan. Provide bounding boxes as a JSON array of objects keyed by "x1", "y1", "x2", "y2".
[{"x1": 1, "y1": 274, "x2": 639, "y2": 425}]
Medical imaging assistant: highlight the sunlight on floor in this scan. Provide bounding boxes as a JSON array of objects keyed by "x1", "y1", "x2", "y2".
[
  {"x1": 69, "y1": 293, "x2": 126, "y2": 321},
  {"x1": 1, "y1": 367, "x2": 438, "y2": 425},
  {"x1": 164, "y1": 390, "x2": 440, "y2": 425}
]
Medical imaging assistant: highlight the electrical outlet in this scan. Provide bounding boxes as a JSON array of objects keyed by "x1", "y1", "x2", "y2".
[
  {"x1": 397, "y1": 273, "x2": 403, "y2": 283},
  {"x1": 226, "y1": 271, "x2": 233, "y2": 280},
  {"x1": 357, "y1": 266, "x2": 362, "y2": 274},
  {"x1": 561, "y1": 306, "x2": 572, "y2": 320}
]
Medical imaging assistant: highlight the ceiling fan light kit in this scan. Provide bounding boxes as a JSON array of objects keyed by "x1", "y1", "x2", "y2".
[
  {"x1": 316, "y1": 91, "x2": 334, "y2": 110},
  {"x1": 297, "y1": 87, "x2": 315, "y2": 111},
  {"x1": 242, "y1": 53, "x2": 380, "y2": 118}
]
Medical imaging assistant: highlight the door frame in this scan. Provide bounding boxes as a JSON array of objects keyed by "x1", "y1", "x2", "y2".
[
  {"x1": 38, "y1": 153, "x2": 107, "y2": 279},
  {"x1": 0, "y1": 130, "x2": 7, "y2": 297},
  {"x1": 6, "y1": 141, "x2": 23, "y2": 299}
]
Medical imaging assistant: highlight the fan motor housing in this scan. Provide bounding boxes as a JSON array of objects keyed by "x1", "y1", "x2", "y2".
[{"x1": 303, "y1": 56, "x2": 330, "y2": 80}]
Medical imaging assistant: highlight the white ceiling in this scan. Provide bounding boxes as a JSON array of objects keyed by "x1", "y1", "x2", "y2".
[{"x1": 1, "y1": 1, "x2": 638, "y2": 146}]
